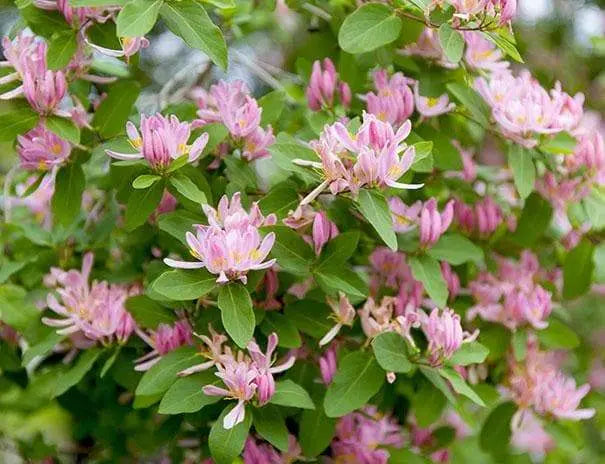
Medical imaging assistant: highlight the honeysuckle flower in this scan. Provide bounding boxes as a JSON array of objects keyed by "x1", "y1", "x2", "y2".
[
  {"x1": 511, "y1": 411, "x2": 554, "y2": 457},
  {"x1": 421, "y1": 308, "x2": 478, "y2": 366},
  {"x1": 493, "y1": 0, "x2": 517, "y2": 24},
  {"x1": 319, "y1": 292, "x2": 356, "y2": 346},
  {"x1": 550, "y1": 83, "x2": 585, "y2": 133},
  {"x1": 34, "y1": 0, "x2": 114, "y2": 26},
  {"x1": 331, "y1": 406, "x2": 404, "y2": 464},
  {"x1": 365, "y1": 69, "x2": 414, "y2": 126},
  {"x1": 413, "y1": 82, "x2": 455, "y2": 118},
  {"x1": 297, "y1": 112, "x2": 422, "y2": 204},
  {"x1": 441, "y1": 262, "x2": 461, "y2": 300},
  {"x1": 203, "y1": 358, "x2": 259, "y2": 429},
  {"x1": 475, "y1": 70, "x2": 582, "y2": 146},
  {"x1": 243, "y1": 435, "x2": 302, "y2": 464},
  {"x1": 306, "y1": 58, "x2": 351, "y2": 111},
  {"x1": 283, "y1": 204, "x2": 315, "y2": 229},
  {"x1": 43, "y1": 253, "x2": 138, "y2": 345},
  {"x1": 86, "y1": 36, "x2": 150, "y2": 60},
  {"x1": 463, "y1": 31, "x2": 509, "y2": 72},
  {"x1": 419, "y1": 198, "x2": 454, "y2": 247},
  {"x1": 319, "y1": 345, "x2": 338, "y2": 385},
  {"x1": 106, "y1": 114, "x2": 209, "y2": 171},
  {"x1": 134, "y1": 319, "x2": 193, "y2": 371},
  {"x1": 164, "y1": 193, "x2": 276, "y2": 284},
  {"x1": 455, "y1": 196, "x2": 511, "y2": 237},
  {"x1": 389, "y1": 196, "x2": 422, "y2": 233},
  {"x1": 311, "y1": 211, "x2": 339, "y2": 255},
  {"x1": 508, "y1": 339, "x2": 595, "y2": 421},
  {"x1": 178, "y1": 325, "x2": 228, "y2": 376},
  {"x1": 247, "y1": 333, "x2": 296, "y2": 405},
  {"x1": 257, "y1": 268, "x2": 281, "y2": 310},
  {"x1": 3, "y1": 67, "x2": 68, "y2": 115},
  {"x1": 358, "y1": 296, "x2": 399, "y2": 339},
  {"x1": 242, "y1": 125, "x2": 275, "y2": 161},
  {"x1": 369, "y1": 247, "x2": 409, "y2": 290},
  {"x1": 0, "y1": 32, "x2": 47, "y2": 89},
  {"x1": 11, "y1": 174, "x2": 55, "y2": 226},
  {"x1": 468, "y1": 251, "x2": 553, "y2": 330},
  {"x1": 17, "y1": 123, "x2": 71, "y2": 171},
  {"x1": 567, "y1": 131, "x2": 605, "y2": 185}
]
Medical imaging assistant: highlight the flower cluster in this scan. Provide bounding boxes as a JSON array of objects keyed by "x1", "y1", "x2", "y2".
[
  {"x1": 165, "y1": 193, "x2": 277, "y2": 284},
  {"x1": 468, "y1": 251, "x2": 553, "y2": 329},
  {"x1": 43, "y1": 253, "x2": 137, "y2": 346},
  {"x1": 135, "y1": 319, "x2": 193, "y2": 371},
  {"x1": 306, "y1": 58, "x2": 351, "y2": 111},
  {"x1": 194, "y1": 80, "x2": 275, "y2": 161},
  {"x1": 199, "y1": 332, "x2": 295, "y2": 429}
]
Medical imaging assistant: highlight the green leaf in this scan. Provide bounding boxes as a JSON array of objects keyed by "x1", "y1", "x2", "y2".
[
  {"x1": 169, "y1": 173, "x2": 207, "y2": 204},
  {"x1": 413, "y1": 380, "x2": 447, "y2": 427},
  {"x1": 315, "y1": 231, "x2": 360, "y2": 270},
  {"x1": 124, "y1": 179, "x2": 165, "y2": 230},
  {"x1": 22, "y1": 331, "x2": 66, "y2": 367},
  {"x1": 47, "y1": 30, "x2": 78, "y2": 70},
  {"x1": 266, "y1": 225, "x2": 315, "y2": 276},
  {"x1": 446, "y1": 82, "x2": 490, "y2": 128},
  {"x1": 70, "y1": 0, "x2": 129, "y2": 5},
  {"x1": 512, "y1": 329, "x2": 527, "y2": 361},
  {"x1": 252, "y1": 405, "x2": 289, "y2": 451},
  {"x1": 338, "y1": 3, "x2": 402, "y2": 54},
  {"x1": 371, "y1": 332, "x2": 413, "y2": 373},
  {"x1": 268, "y1": 133, "x2": 320, "y2": 184},
  {"x1": 125, "y1": 294, "x2": 176, "y2": 329},
  {"x1": 357, "y1": 188, "x2": 397, "y2": 251},
  {"x1": 419, "y1": 366, "x2": 456, "y2": 404},
  {"x1": 438, "y1": 24, "x2": 464, "y2": 63},
  {"x1": 314, "y1": 267, "x2": 368, "y2": 298},
  {"x1": 299, "y1": 399, "x2": 336, "y2": 457},
  {"x1": 448, "y1": 342, "x2": 489, "y2": 366},
  {"x1": 209, "y1": 405, "x2": 252, "y2": 464},
  {"x1": 258, "y1": 90, "x2": 286, "y2": 126},
  {"x1": 218, "y1": 283, "x2": 255, "y2": 348},
  {"x1": 510, "y1": 192, "x2": 553, "y2": 247},
  {"x1": 92, "y1": 80, "x2": 141, "y2": 139},
  {"x1": 158, "y1": 371, "x2": 220, "y2": 414},
  {"x1": 132, "y1": 174, "x2": 162, "y2": 189},
  {"x1": 409, "y1": 255, "x2": 448, "y2": 307},
  {"x1": 260, "y1": 312, "x2": 301, "y2": 349},
  {"x1": 158, "y1": 209, "x2": 204, "y2": 246},
  {"x1": 152, "y1": 269, "x2": 217, "y2": 301},
  {"x1": 223, "y1": 157, "x2": 257, "y2": 190},
  {"x1": 439, "y1": 367, "x2": 485, "y2": 406},
  {"x1": 136, "y1": 346, "x2": 199, "y2": 397},
  {"x1": 284, "y1": 300, "x2": 332, "y2": 339},
  {"x1": 537, "y1": 319, "x2": 580, "y2": 349},
  {"x1": 415, "y1": 125, "x2": 462, "y2": 170},
  {"x1": 324, "y1": 351, "x2": 384, "y2": 417},
  {"x1": 160, "y1": 0, "x2": 228, "y2": 70},
  {"x1": 563, "y1": 239, "x2": 594, "y2": 300},
  {"x1": 0, "y1": 101, "x2": 39, "y2": 142},
  {"x1": 51, "y1": 163, "x2": 86, "y2": 227},
  {"x1": 270, "y1": 379, "x2": 315, "y2": 409},
  {"x1": 100, "y1": 346, "x2": 121, "y2": 378},
  {"x1": 479, "y1": 401, "x2": 517, "y2": 457},
  {"x1": 258, "y1": 182, "x2": 300, "y2": 219},
  {"x1": 116, "y1": 0, "x2": 163, "y2": 37},
  {"x1": 54, "y1": 348, "x2": 103, "y2": 397},
  {"x1": 508, "y1": 144, "x2": 535, "y2": 200},
  {"x1": 427, "y1": 233, "x2": 484, "y2": 265},
  {"x1": 45, "y1": 116, "x2": 80, "y2": 144},
  {"x1": 540, "y1": 132, "x2": 577, "y2": 155},
  {"x1": 482, "y1": 30, "x2": 523, "y2": 63}
]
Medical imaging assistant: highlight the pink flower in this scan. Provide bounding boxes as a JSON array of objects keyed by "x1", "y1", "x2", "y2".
[
  {"x1": 43, "y1": 252, "x2": 138, "y2": 345},
  {"x1": 320, "y1": 292, "x2": 356, "y2": 346},
  {"x1": 178, "y1": 325, "x2": 229, "y2": 376},
  {"x1": 306, "y1": 58, "x2": 351, "y2": 111},
  {"x1": 87, "y1": 36, "x2": 150, "y2": 60},
  {"x1": 106, "y1": 114, "x2": 209, "y2": 171},
  {"x1": 419, "y1": 198, "x2": 454, "y2": 247},
  {"x1": 34, "y1": 0, "x2": 113, "y2": 26},
  {"x1": 0, "y1": 32, "x2": 47, "y2": 89},
  {"x1": 454, "y1": 196, "x2": 508, "y2": 237},
  {"x1": 134, "y1": 319, "x2": 193, "y2": 371},
  {"x1": 247, "y1": 333, "x2": 296, "y2": 405},
  {"x1": 511, "y1": 411, "x2": 553, "y2": 456},
  {"x1": 257, "y1": 268, "x2": 281, "y2": 310},
  {"x1": 298, "y1": 112, "x2": 422, "y2": 204},
  {"x1": 463, "y1": 31, "x2": 509, "y2": 72},
  {"x1": 413, "y1": 82, "x2": 455, "y2": 118},
  {"x1": 567, "y1": 132, "x2": 605, "y2": 185},
  {"x1": 402, "y1": 28, "x2": 456, "y2": 68},
  {"x1": 420, "y1": 308, "x2": 478, "y2": 366},
  {"x1": 389, "y1": 197, "x2": 422, "y2": 233},
  {"x1": 331, "y1": 406, "x2": 404, "y2": 464},
  {"x1": 242, "y1": 126, "x2": 275, "y2": 161},
  {"x1": 441, "y1": 262, "x2": 460, "y2": 300},
  {"x1": 243, "y1": 435, "x2": 302, "y2": 464},
  {"x1": 365, "y1": 69, "x2": 414, "y2": 126},
  {"x1": 17, "y1": 123, "x2": 71, "y2": 171},
  {"x1": 11, "y1": 174, "x2": 55, "y2": 225},
  {"x1": 319, "y1": 345, "x2": 338, "y2": 385},
  {"x1": 203, "y1": 358, "x2": 259, "y2": 429},
  {"x1": 475, "y1": 70, "x2": 581, "y2": 146},
  {"x1": 311, "y1": 211, "x2": 339, "y2": 255},
  {"x1": 17, "y1": 69, "x2": 67, "y2": 115},
  {"x1": 358, "y1": 296, "x2": 400, "y2": 339},
  {"x1": 468, "y1": 251, "x2": 553, "y2": 330},
  {"x1": 164, "y1": 193, "x2": 277, "y2": 284}
]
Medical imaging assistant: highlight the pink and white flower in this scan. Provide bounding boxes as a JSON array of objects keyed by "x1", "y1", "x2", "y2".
[
  {"x1": 17, "y1": 123, "x2": 71, "y2": 171},
  {"x1": 365, "y1": 69, "x2": 414, "y2": 126},
  {"x1": 134, "y1": 319, "x2": 193, "y2": 371},
  {"x1": 413, "y1": 82, "x2": 455, "y2": 118},
  {"x1": 306, "y1": 58, "x2": 351, "y2": 111}
]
